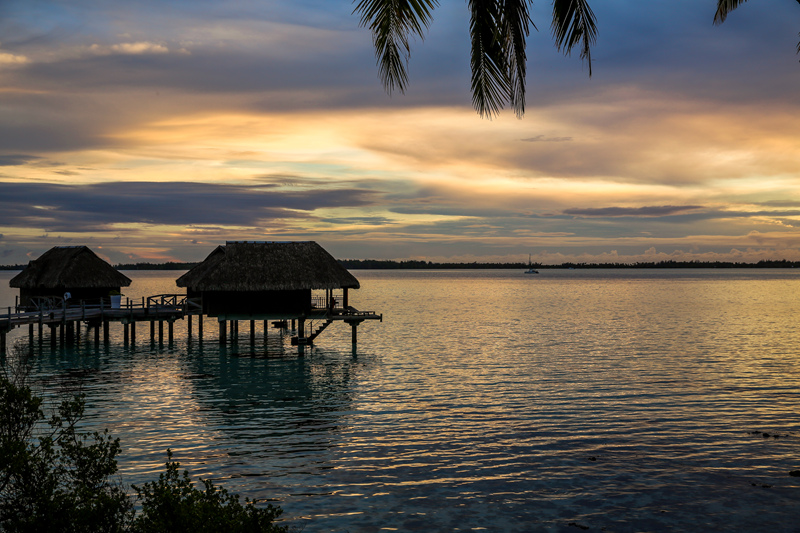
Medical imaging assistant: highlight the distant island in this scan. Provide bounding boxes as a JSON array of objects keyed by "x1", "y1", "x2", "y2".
[{"x1": 2, "y1": 259, "x2": 799, "y2": 270}]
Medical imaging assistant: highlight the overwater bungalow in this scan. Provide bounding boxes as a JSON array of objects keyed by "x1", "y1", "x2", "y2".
[
  {"x1": 10, "y1": 246, "x2": 131, "y2": 309},
  {"x1": 176, "y1": 241, "x2": 379, "y2": 346},
  {"x1": 177, "y1": 241, "x2": 359, "y2": 318}
]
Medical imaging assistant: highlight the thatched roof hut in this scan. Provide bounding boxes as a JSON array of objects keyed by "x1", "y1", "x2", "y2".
[
  {"x1": 177, "y1": 241, "x2": 359, "y2": 292},
  {"x1": 176, "y1": 241, "x2": 359, "y2": 317},
  {"x1": 10, "y1": 246, "x2": 131, "y2": 307}
]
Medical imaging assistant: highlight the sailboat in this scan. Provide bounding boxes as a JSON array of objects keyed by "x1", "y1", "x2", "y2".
[{"x1": 524, "y1": 254, "x2": 539, "y2": 274}]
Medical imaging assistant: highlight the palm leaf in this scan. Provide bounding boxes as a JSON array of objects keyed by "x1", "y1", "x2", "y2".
[
  {"x1": 713, "y1": 0, "x2": 750, "y2": 25},
  {"x1": 715, "y1": 0, "x2": 800, "y2": 63},
  {"x1": 354, "y1": 0, "x2": 439, "y2": 94},
  {"x1": 500, "y1": 0, "x2": 534, "y2": 117},
  {"x1": 551, "y1": 0, "x2": 597, "y2": 75},
  {"x1": 469, "y1": 0, "x2": 511, "y2": 117}
]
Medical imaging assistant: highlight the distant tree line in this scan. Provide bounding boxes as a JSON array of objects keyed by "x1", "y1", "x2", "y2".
[
  {"x1": 114, "y1": 262, "x2": 200, "y2": 270},
  {"x1": 338, "y1": 259, "x2": 800, "y2": 270}
]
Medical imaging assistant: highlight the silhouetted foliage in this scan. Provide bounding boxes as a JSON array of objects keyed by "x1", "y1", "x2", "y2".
[
  {"x1": 0, "y1": 344, "x2": 289, "y2": 533},
  {"x1": 133, "y1": 450, "x2": 287, "y2": 533},
  {"x1": 0, "y1": 347, "x2": 133, "y2": 532}
]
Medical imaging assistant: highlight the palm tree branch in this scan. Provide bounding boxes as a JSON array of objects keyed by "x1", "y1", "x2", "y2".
[
  {"x1": 354, "y1": 0, "x2": 439, "y2": 94},
  {"x1": 713, "y1": 0, "x2": 750, "y2": 25},
  {"x1": 551, "y1": 0, "x2": 597, "y2": 76},
  {"x1": 501, "y1": 0, "x2": 534, "y2": 117},
  {"x1": 469, "y1": 0, "x2": 511, "y2": 117}
]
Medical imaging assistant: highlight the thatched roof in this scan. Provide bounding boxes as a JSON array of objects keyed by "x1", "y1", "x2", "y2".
[
  {"x1": 176, "y1": 241, "x2": 360, "y2": 291},
  {"x1": 10, "y1": 246, "x2": 131, "y2": 289}
]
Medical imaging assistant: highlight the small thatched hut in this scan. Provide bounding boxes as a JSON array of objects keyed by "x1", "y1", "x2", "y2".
[
  {"x1": 10, "y1": 246, "x2": 131, "y2": 308},
  {"x1": 176, "y1": 241, "x2": 359, "y2": 318}
]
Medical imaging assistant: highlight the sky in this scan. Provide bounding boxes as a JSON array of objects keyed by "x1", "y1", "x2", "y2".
[{"x1": 1, "y1": 0, "x2": 799, "y2": 265}]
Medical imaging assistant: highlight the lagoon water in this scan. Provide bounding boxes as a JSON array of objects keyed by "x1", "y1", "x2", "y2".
[{"x1": 2, "y1": 269, "x2": 800, "y2": 531}]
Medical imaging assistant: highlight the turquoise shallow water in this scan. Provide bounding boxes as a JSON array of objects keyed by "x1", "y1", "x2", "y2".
[{"x1": 2, "y1": 269, "x2": 800, "y2": 531}]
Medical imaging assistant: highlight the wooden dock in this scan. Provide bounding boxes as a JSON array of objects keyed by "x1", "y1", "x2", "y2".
[{"x1": 0, "y1": 295, "x2": 381, "y2": 353}]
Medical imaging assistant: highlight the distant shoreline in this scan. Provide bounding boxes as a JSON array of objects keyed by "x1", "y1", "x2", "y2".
[{"x1": 1, "y1": 259, "x2": 798, "y2": 271}]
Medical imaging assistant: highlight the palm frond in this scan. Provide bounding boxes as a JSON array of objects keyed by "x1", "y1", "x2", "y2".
[
  {"x1": 713, "y1": 0, "x2": 750, "y2": 25},
  {"x1": 354, "y1": 0, "x2": 439, "y2": 94},
  {"x1": 500, "y1": 0, "x2": 534, "y2": 117},
  {"x1": 551, "y1": 0, "x2": 597, "y2": 76},
  {"x1": 469, "y1": 0, "x2": 511, "y2": 118}
]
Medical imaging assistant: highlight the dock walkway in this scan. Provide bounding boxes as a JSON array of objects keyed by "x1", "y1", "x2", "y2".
[{"x1": 0, "y1": 295, "x2": 380, "y2": 353}]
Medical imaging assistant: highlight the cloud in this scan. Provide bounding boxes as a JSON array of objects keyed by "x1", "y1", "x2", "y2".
[
  {"x1": 0, "y1": 154, "x2": 41, "y2": 166},
  {"x1": 521, "y1": 135, "x2": 573, "y2": 142},
  {"x1": 90, "y1": 42, "x2": 171, "y2": 56},
  {"x1": 0, "y1": 180, "x2": 379, "y2": 230},
  {"x1": 564, "y1": 205, "x2": 705, "y2": 217},
  {"x1": 0, "y1": 51, "x2": 28, "y2": 65}
]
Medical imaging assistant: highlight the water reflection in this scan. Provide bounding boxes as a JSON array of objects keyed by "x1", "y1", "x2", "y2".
[{"x1": 3, "y1": 270, "x2": 800, "y2": 531}]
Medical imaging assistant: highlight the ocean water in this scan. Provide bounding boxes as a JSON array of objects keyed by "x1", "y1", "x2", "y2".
[{"x1": 1, "y1": 269, "x2": 800, "y2": 532}]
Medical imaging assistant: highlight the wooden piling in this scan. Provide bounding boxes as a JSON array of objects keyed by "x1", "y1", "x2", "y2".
[
  {"x1": 219, "y1": 320, "x2": 227, "y2": 344},
  {"x1": 168, "y1": 321, "x2": 174, "y2": 343},
  {"x1": 123, "y1": 323, "x2": 129, "y2": 345},
  {"x1": 103, "y1": 321, "x2": 110, "y2": 343},
  {"x1": 158, "y1": 321, "x2": 164, "y2": 343},
  {"x1": 130, "y1": 321, "x2": 136, "y2": 344},
  {"x1": 250, "y1": 320, "x2": 255, "y2": 344},
  {"x1": 150, "y1": 321, "x2": 155, "y2": 342}
]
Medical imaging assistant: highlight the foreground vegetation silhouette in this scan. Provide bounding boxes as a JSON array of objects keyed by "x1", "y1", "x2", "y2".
[{"x1": 0, "y1": 345, "x2": 288, "y2": 533}]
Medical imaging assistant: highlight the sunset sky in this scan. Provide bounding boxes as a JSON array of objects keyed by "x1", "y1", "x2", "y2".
[{"x1": 1, "y1": 0, "x2": 799, "y2": 265}]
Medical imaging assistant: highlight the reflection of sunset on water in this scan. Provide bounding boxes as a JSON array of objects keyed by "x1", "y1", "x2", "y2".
[{"x1": 1, "y1": 269, "x2": 799, "y2": 530}]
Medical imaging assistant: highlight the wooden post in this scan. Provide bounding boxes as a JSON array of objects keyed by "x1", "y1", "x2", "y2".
[
  {"x1": 219, "y1": 320, "x2": 227, "y2": 345},
  {"x1": 343, "y1": 288, "x2": 349, "y2": 309},
  {"x1": 131, "y1": 321, "x2": 136, "y2": 344},
  {"x1": 29, "y1": 323, "x2": 34, "y2": 344},
  {"x1": 250, "y1": 320, "x2": 255, "y2": 344},
  {"x1": 298, "y1": 319, "x2": 305, "y2": 340},
  {"x1": 168, "y1": 320, "x2": 174, "y2": 343},
  {"x1": 103, "y1": 320, "x2": 110, "y2": 343},
  {"x1": 158, "y1": 321, "x2": 164, "y2": 343},
  {"x1": 150, "y1": 321, "x2": 155, "y2": 342},
  {"x1": 350, "y1": 322, "x2": 358, "y2": 344},
  {"x1": 0, "y1": 331, "x2": 6, "y2": 355},
  {"x1": 187, "y1": 313, "x2": 192, "y2": 338},
  {"x1": 75, "y1": 321, "x2": 80, "y2": 345},
  {"x1": 60, "y1": 322, "x2": 65, "y2": 346},
  {"x1": 94, "y1": 323, "x2": 100, "y2": 345},
  {"x1": 123, "y1": 322, "x2": 129, "y2": 345},
  {"x1": 51, "y1": 324, "x2": 57, "y2": 347}
]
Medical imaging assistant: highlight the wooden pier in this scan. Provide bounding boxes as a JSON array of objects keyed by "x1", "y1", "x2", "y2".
[{"x1": 0, "y1": 295, "x2": 381, "y2": 354}]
